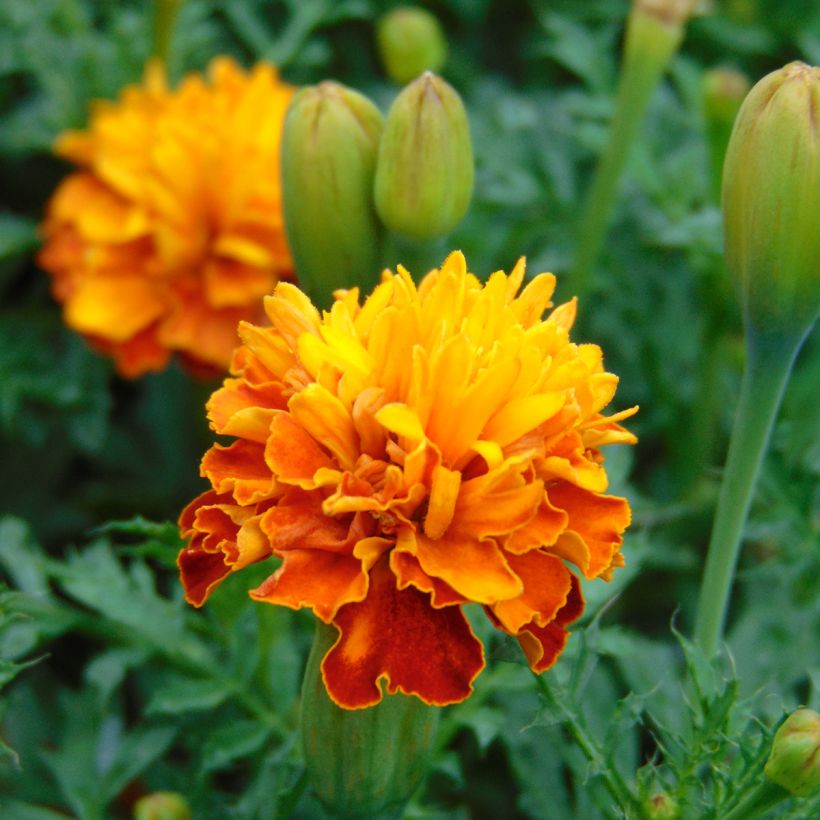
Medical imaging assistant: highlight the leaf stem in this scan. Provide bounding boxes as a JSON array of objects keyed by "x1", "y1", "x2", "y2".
[{"x1": 693, "y1": 329, "x2": 804, "y2": 656}]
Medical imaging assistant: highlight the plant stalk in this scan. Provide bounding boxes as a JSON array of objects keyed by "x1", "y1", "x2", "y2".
[
  {"x1": 693, "y1": 329, "x2": 804, "y2": 656},
  {"x1": 572, "y1": 7, "x2": 685, "y2": 300},
  {"x1": 152, "y1": 0, "x2": 185, "y2": 64}
]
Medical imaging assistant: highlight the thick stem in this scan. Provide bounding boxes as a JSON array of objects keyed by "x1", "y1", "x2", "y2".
[
  {"x1": 572, "y1": 10, "x2": 684, "y2": 299},
  {"x1": 693, "y1": 330, "x2": 804, "y2": 655}
]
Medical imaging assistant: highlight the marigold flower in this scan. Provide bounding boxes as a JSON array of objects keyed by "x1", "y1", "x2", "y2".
[
  {"x1": 178, "y1": 251, "x2": 637, "y2": 708},
  {"x1": 38, "y1": 58, "x2": 294, "y2": 377}
]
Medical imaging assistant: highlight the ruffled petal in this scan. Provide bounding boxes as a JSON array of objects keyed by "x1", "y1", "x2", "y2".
[
  {"x1": 321, "y1": 558, "x2": 485, "y2": 708},
  {"x1": 250, "y1": 548, "x2": 373, "y2": 623}
]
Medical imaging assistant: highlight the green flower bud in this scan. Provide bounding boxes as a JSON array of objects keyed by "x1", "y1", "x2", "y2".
[
  {"x1": 721, "y1": 62, "x2": 820, "y2": 339},
  {"x1": 764, "y1": 708, "x2": 820, "y2": 798},
  {"x1": 281, "y1": 82, "x2": 384, "y2": 307},
  {"x1": 376, "y1": 6, "x2": 447, "y2": 85},
  {"x1": 374, "y1": 72, "x2": 473, "y2": 240},
  {"x1": 133, "y1": 792, "x2": 192, "y2": 820},
  {"x1": 702, "y1": 67, "x2": 750, "y2": 201},
  {"x1": 301, "y1": 622, "x2": 440, "y2": 818}
]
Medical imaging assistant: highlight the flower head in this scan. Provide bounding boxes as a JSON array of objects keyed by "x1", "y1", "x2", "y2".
[
  {"x1": 39, "y1": 58, "x2": 294, "y2": 377},
  {"x1": 179, "y1": 251, "x2": 637, "y2": 708}
]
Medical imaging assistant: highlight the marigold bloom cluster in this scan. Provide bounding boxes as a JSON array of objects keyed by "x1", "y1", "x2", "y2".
[
  {"x1": 178, "y1": 251, "x2": 637, "y2": 708},
  {"x1": 38, "y1": 58, "x2": 294, "y2": 377}
]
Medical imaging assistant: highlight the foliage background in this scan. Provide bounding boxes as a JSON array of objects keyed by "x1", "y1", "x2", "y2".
[{"x1": 0, "y1": 1, "x2": 818, "y2": 817}]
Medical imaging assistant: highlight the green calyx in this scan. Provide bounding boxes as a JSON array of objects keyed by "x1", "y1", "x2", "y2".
[
  {"x1": 722, "y1": 61, "x2": 820, "y2": 340},
  {"x1": 281, "y1": 81, "x2": 384, "y2": 308},
  {"x1": 300, "y1": 621, "x2": 440, "y2": 819},
  {"x1": 374, "y1": 71, "x2": 474, "y2": 240},
  {"x1": 377, "y1": 6, "x2": 447, "y2": 85}
]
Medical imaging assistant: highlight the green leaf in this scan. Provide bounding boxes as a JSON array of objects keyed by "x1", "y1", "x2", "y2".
[
  {"x1": 201, "y1": 720, "x2": 273, "y2": 772},
  {"x1": 146, "y1": 677, "x2": 235, "y2": 716},
  {"x1": 0, "y1": 214, "x2": 39, "y2": 260}
]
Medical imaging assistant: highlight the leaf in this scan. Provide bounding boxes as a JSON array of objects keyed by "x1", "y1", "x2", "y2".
[
  {"x1": 0, "y1": 214, "x2": 39, "y2": 260},
  {"x1": 146, "y1": 677, "x2": 235, "y2": 716},
  {"x1": 201, "y1": 720, "x2": 273, "y2": 772},
  {"x1": 99, "y1": 724, "x2": 178, "y2": 801}
]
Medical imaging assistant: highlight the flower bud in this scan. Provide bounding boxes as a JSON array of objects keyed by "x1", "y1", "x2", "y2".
[
  {"x1": 133, "y1": 792, "x2": 192, "y2": 820},
  {"x1": 301, "y1": 622, "x2": 440, "y2": 817},
  {"x1": 281, "y1": 82, "x2": 384, "y2": 306},
  {"x1": 764, "y1": 708, "x2": 820, "y2": 798},
  {"x1": 376, "y1": 6, "x2": 447, "y2": 85},
  {"x1": 642, "y1": 791, "x2": 679, "y2": 819},
  {"x1": 374, "y1": 72, "x2": 473, "y2": 239},
  {"x1": 721, "y1": 62, "x2": 820, "y2": 338}
]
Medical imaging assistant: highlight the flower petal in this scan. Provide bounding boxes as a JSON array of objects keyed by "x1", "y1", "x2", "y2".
[
  {"x1": 264, "y1": 412, "x2": 335, "y2": 488},
  {"x1": 321, "y1": 558, "x2": 484, "y2": 708},
  {"x1": 250, "y1": 547, "x2": 377, "y2": 622}
]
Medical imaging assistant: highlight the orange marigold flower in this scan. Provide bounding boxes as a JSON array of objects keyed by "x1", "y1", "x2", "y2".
[
  {"x1": 38, "y1": 57, "x2": 294, "y2": 377},
  {"x1": 178, "y1": 251, "x2": 637, "y2": 708}
]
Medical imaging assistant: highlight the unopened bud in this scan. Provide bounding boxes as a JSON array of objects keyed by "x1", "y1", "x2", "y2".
[
  {"x1": 764, "y1": 708, "x2": 820, "y2": 798},
  {"x1": 642, "y1": 791, "x2": 679, "y2": 819},
  {"x1": 133, "y1": 792, "x2": 192, "y2": 820},
  {"x1": 376, "y1": 6, "x2": 447, "y2": 85},
  {"x1": 721, "y1": 62, "x2": 820, "y2": 338},
  {"x1": 281, "y1": 82, "x2": 384, "y2": 305},
  {"x1": 374, "y1": 72, "x2": 473, "y2": 239}
]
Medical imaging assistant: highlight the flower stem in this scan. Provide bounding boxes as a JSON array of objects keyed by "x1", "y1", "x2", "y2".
[
  {"x1": 534, "y1": 674, "x2": 638, "y2": 812},
  {"x1": 721, "y1": 780, "x2": 790, "y2": 820},
  {"x1": 693, "y1": 329, "x2": 805, "y2": 656},
  {"x1": 152, "y1": 0, "x2": 185, "y2": 64},
  {"x1": 572, "y1": 7, "x2": 685, "y2": 299}
]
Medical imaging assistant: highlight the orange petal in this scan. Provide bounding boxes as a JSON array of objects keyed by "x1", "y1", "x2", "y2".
[
  {"x1": 547, "y1": 483, "x2": 631, "y2": 578},
  {"x1": 207, "y1": 378, "x2": 286, "y2": 442},
  {"x1": 490, "y1": 550, "x2": 573, "y2": 634},
  {"x1": 65, "y1": 274, "x2": 166, "y2": 341},
  {"x1": 389, "y1": 548, "x2": 469, "y2": 608},
  {"x1": 515, "y1": 574, "x2": 584, "y2": 672},
  {"x1": 288, "y1": 384, "x2": 359, "y2": 471},
  {"x1": 250, "y1": 549, "x2": 370, "y2": 623},
  {"x1": 504, "y1": 496, "x2": 569, "y2": 554},
  {"x1": 321, "y1": 558, "x2": 485, "y2": 708},
  {"x1": 402, "y1": 528, "x2": 522, "y2": 604},
  {"x1": 264, "y1": 412, "x2": 335, "y2": 488},
  {"x1": 260, "y1": 500, "x2": 371, "y2": 554},
  {"x1": 201, "y1": 440, "x2": 276, "y2": 505}
]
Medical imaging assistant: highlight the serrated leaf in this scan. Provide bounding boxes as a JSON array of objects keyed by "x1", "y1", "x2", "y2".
[{"x1": 201, "y1": 719, "x2": 273, "y2": 772}]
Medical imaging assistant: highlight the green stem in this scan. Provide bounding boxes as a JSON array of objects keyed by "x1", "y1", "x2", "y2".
[
  {"x1": 572, "y1": 9, "x2": 685, "y2": 300},
  {"x1": 534, "y1": 674, "x2": 638, "y2": 812},
  {"x1": 693, "y1": 329, "x2": 804, "y2": 655},
  {"x1": 721, "y1": 780, "x2": 790, "y2": 820},
  {"x1": 152, "y1": 0, "x2": 185, "y2": 63}
]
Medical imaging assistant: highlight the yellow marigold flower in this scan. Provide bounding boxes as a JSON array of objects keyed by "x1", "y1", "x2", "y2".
[
  {"x1": 38, "y1": 58, "x2": 294, "y2": 377},
  {"x1": 178, "y1": 251, "x2": 637, "y2": 708}
]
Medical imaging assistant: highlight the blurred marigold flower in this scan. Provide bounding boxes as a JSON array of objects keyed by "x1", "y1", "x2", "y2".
[
  {"x1": 38, "y1": 58, "x2": 294, "y2": 377},
  {"x1": 178, "y1": 251, "x2": 637, "y2": 708}
]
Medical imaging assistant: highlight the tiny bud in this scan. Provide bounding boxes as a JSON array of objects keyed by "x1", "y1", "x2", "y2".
[
  {"x1": 374, "y1": 72, "x2": 473, "y2": 239},
  {"x1": 133, "y1": 792, "x2": 192, "y2": 820},
  {"x1": 721, "y1": 62, "x2": 820, "y2": 338},
  {"x1": 764, "y1": 708, "x2": 820, "y2": 798},
  {"x1": 642, "y1": 791, "x2": 679, "y2": 819},
  {"x1": 281, "y1": 82, "x2": 384, "y2": 304},
  {"x1": 376, "y1": 6, "x2": 448, "y2": 85}
]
